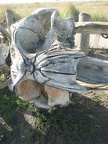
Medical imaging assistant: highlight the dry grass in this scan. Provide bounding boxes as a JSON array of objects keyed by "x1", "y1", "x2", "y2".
[
  {"x1": 74, "y1": 2, "x2": 108, "y2": 21},
  {"x1": 0, "y1": 1, "x2": 108, "y2": 21}
]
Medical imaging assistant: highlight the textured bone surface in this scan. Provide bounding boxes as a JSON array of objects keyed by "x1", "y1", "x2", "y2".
[
  {"x1": 0, "y1": 44, "x2": 9, "y2": 75},
  {"x1": 15, "y1": 79, "x2": 41, "y2": 101},
  {"x1": 33, "y1": 48, "x2": 86, "y2": 93},
  {"x1": 10, "y1": 8, "x2": 86, "y2": 109},
  {"x1": 11, "y1": 8, "x2": 56, "y2": 56},
  {"x1": 45, "y1": 85, "x2": 70, "y2": 107},
  {"x1": 77, "y1": 57, "x2": 108, "y2": 84}
]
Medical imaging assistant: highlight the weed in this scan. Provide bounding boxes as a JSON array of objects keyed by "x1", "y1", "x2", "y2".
[
  {"x1": 2, "y1": 114, "x2": 14, "y2": 125},
  {"x1": 0, "y1": 93, "x2": 17, "y2": 113},
  {"x1": 16, "y1": 98, "x2": 29, "y2": 109},
  {"x1": 26, "y1": 129, "x2": 36, "y2": 142}
]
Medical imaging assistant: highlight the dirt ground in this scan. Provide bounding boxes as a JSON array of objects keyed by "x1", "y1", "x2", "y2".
[{"x1": 0, "y1": 87, "x2": 108, "y2": 144}]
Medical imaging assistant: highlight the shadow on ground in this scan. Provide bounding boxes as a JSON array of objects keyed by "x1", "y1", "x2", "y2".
[{"x1": 0, "y1": 88, "x2": 108, "y2": 144}]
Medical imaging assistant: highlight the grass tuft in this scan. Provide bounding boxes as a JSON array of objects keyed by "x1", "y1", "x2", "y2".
[{"x1": 60, "y1": 2, "x2": 79, "y2": 21}]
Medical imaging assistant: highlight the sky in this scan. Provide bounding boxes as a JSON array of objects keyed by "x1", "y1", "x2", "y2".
[
  {"x1": 0, "y1": 0, "x2": 37, "y2": 4},
  {"x1": 0, "y1": 0, "x2": 106, "y2": 4}
]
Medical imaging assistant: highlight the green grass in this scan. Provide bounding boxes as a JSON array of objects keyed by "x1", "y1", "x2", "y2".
[{"x1": 74, "y1": 2, "x2": 108, "y2": 22}]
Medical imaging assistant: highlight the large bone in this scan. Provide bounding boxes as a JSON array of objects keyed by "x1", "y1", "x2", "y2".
[
  {"x1": 77, "y1": 57, "x2": 108, "y2": 84},
  {"x1": 9, "y1": 42, "x2": 85, "y2": 108},
  {"x1": 6, "y1": 8, "x2": 108, "y2": 109},
  {"x1": 9, "y1": 8, "x2": 86, "y2": 108}
]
